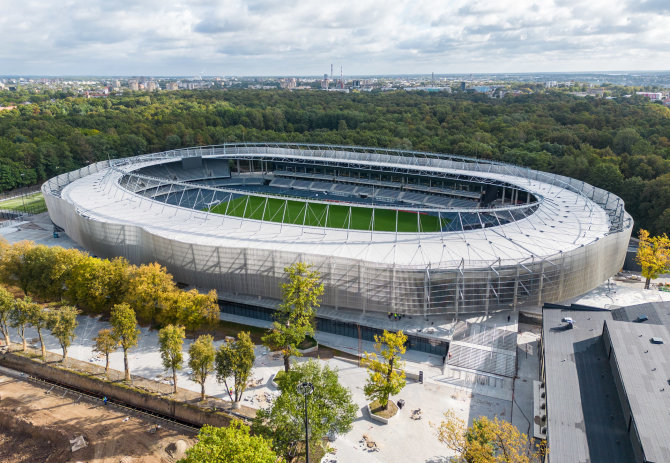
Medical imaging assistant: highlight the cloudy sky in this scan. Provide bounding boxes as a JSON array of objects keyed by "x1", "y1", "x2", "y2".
[{"x1": 1, "y1": 0, "x2": 669, "y2": 76}]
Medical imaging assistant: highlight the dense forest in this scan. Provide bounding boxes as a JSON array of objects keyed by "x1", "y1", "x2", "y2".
[{"x1": 0, "y1": 89, "x2": 669, "y2": 233}]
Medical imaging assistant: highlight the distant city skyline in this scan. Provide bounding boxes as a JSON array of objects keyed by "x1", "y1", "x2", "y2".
[{"x1": 1, "y1": 0, "x2": 670, "y2": 76}]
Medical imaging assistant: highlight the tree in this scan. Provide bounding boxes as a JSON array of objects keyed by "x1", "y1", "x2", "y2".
[
  {"x1": 436, "y1": 410, "x2": 469, "y2": 459},
  {"x1": 636, "y1": 229, "x2": 670, "y2": 289},
  {"x1": 253, "y1": 360, "x2": 356, "y2": 460},
  {"x1": 21, "y1": 245, "x2": 84, "y2": 301},
  {"x1": 0, "y1": 241, "x2": 35, "y2": 295},
  {"x1": 215, "y1": 331, "x2": 255, "y2": 407},
  {"x1": 158, "y1": 324, "x2": 185, "y2": 394},
  {"x1": 361, "y1": 330, "x2": 407, "y2": 410},
  {"x1": 436, "y1": 410, "x2": 546, "y2": 463},
  {"x1": 110, "y1": 302, "x2": 140, "y2": 381},
  {"x1": 66, "y1": 256, "x2": 130, "y2": 315},
  {"x1": 47, "y1": 305, "x2": 79, "y2": 363},
  {"x1": 10, "y1": 296, "x2": 33, "y2": 351},
  {"x1": 613, "y1": 127, "x2": 642, "y2": 154},
  {"x1": 124, "y1": 262, "x2": 177, "y2": 324},
  {"x1": 26, "y1": 300, "x2": 49, "y2": 361},
  {"x1": 262, "y1": 263, "x2": 324, "y2": 372},
  {"x1": 160, "y1": 288, "x2": 219, "y2": 330},
  {"x1": 587, "y1": 162, "x2": 624, "y2": 192},
  {"x1": 180, "y1": 421, "x2": 282, "y2": 463},
  {"x1": 0, "y1": 286, "x2": 14, "y2": 346},
  {"x1": 188, "y1": 334, "x2": 216, "y2": 400},
  {"x1": 93, "y1": 328, "x2": 118, "y2": 376}
]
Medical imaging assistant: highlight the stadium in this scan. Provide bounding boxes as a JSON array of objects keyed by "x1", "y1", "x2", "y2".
[{"x1": 43, "y1": 143, "x2": 632, "y2": 339}]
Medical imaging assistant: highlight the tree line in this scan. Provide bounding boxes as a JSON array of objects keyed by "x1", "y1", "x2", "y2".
[
  {"x1": 0, "y1": 287, "x2": 78, "y2": 362},
  {"x1": 0, "y1": 240, "x2": 219, "y2": 328},
  {"x1": 0, "y1": 89, "x2": 668, "y2": 233}
]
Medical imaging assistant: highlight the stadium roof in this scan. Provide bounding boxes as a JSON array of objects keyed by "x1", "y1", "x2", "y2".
[{"x1": 60, "y1": 151, "x2": 611, "y2": 269}]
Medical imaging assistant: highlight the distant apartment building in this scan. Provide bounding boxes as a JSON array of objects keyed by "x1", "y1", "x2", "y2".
[
  {"x1": 636, "y1": 91, "x2": 663, "y2": 101},
  {"x1": 183, "y1": 81, "x2": 210, "y2": 90},
  {"x1": 569, "y1": 88, "x2": 606, "y2": 98},
  {"x1": 404, "y1": 86, "x2": 451, "y2": 93},
  {"x1": 166, "y1": 81, "x2": 179, "y2": 91},
  {"x1": 128, "y1": 80, "x2": 139, "y2": 91},
  {"x1": 280, "y1": 78, "x2": 297, "y2": 89},
  {"x1": 473, "y1": 85, "x2": 491, "y2": 93}
]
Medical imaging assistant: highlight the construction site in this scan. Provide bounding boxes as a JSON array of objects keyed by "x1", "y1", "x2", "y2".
[{"x1": 0, "y1": 362, "x2": 196, "y2": 463}]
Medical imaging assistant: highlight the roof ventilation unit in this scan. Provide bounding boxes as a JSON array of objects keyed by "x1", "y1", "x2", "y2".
[{"x1": 650, "y1": 337, "x2": 664, "y2": 344}]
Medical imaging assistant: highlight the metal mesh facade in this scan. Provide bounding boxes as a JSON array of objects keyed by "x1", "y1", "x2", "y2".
[{"x1": 42, "y1": 144, "x2": 632, "y2": 317}]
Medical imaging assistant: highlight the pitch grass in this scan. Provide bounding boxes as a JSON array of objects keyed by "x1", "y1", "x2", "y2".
[
  {"x1": 0, "y1": 192, "x2": 47, "y2": 213},
  {"x1": 209, "y1": 195, "x2": 448, "y2": 232}
]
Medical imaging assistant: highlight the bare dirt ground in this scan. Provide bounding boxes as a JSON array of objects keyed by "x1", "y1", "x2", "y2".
[
  {"x1": 0, "y1": 371, "x2": 196, "y2": 463},
  {"x1": 0, "y1": 423, "x2": 67, "y2": 463}
]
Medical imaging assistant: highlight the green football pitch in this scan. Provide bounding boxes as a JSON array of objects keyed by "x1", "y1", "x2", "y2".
[
  {"x1": 208, "y1": 195, "x2": 448, "y2": 232},
  {"x1": 0, "y1": 192, "x2": 47, "y2": 213}
]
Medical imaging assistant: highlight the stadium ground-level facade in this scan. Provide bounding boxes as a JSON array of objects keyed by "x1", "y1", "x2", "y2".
[{"x1": 43, "y1": 144, "x2": 632, "y2": 329}]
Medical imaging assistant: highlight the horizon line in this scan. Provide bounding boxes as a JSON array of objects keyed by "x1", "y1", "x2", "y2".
[{"x1": 3, "y1": 69, "x2": 670, "y2": 79}]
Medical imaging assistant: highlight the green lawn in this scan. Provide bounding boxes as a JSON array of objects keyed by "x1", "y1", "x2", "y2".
[
  {"x1": 0, "y1": 192, "x2": 47, "y2": 213},
  {"x1": 208, "y1": 195, "x2": 448, "y2": 232}
]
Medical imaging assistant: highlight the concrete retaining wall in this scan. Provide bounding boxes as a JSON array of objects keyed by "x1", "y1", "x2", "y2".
[{"x1": 0, "y1": 352, "x2": 233, "y2": 428}]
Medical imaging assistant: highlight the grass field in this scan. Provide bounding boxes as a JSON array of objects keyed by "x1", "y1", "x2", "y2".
[
  {"x1": 0, "y1": 192, "x2": 47, "y2": 213},
  {"x1": 209, "y1": 195, "x2": 448, "y2": 232}
]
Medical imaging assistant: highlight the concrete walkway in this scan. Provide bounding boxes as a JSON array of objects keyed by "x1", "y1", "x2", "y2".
[{"x1": 0, "y1": 212, "x2": 83, "y2": 250}]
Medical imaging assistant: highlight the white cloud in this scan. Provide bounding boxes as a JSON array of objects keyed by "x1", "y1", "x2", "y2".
[{"x1": 0, "y1": 0, "x2": 669, "y2": 75}]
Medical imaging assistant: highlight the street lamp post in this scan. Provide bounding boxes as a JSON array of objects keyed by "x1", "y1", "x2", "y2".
[
  {"x1": 20, "y1": 173, "x2": 26, "y2": 213},
  {"x1": 297, "y1": 381, "x2": 314, "y2": 462}
]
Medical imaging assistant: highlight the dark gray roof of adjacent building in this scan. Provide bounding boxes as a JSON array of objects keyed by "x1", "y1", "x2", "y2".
[
  {"x1": 542, "y1": 307, "x2": 634, "y2": 463},
  {"x1": 605, "y1": 319, "x2": 670, "y2": 463},
  {"x1": 611, "y1": 301, "x2": 670, "y2": 326}
]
